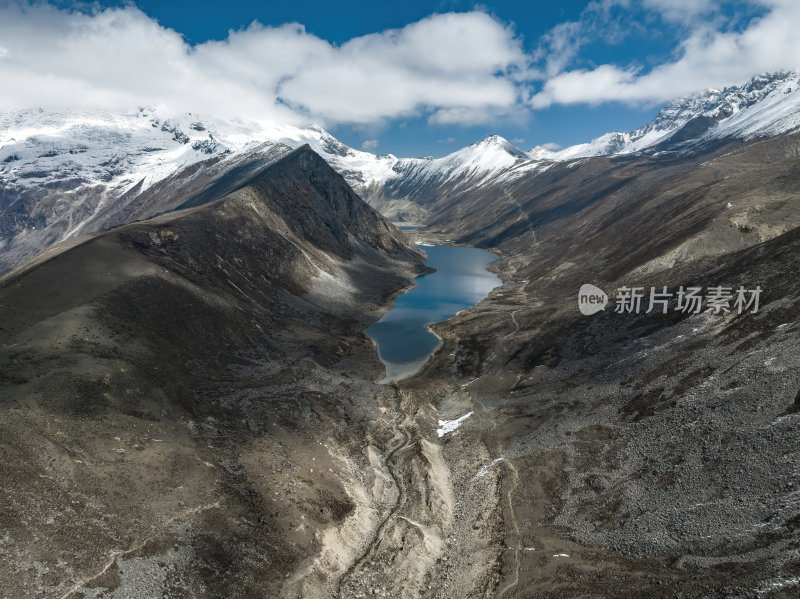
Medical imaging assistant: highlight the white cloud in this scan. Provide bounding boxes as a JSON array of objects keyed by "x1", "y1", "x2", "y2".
[
  {"x1": 429, "y1": 106, "x2": 496, "y2": 125},
  {"x1": 531, "y1": 64, "x2": 638, "y2": 108},
  {"x1": 0, "y1": 3, "x2": 529, "y2": 127},
  {"x1": 532, "y1": 0, "x2": 637, "y2": 80},
  {"x1": 2, "y1": 0, "x2": 799, "y2": 131},
  {"x1": 361, "y1": 139, "x2": 378, "y2": 150},
  {"x1": 277, "y1": 12, "x2": 526, "y2": 124},
  {"x1": 640, "y1": 0, "x2": 715, "y2": 24},
  {"x1": 535, "y1": 20, "x2": 587, "y2": 79},
  {"x1": 531, "y1": 0, "x2": 800, "y2": 108}
]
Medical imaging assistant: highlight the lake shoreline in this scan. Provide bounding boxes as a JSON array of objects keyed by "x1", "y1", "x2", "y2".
[{"x1": 366, "y1": 244, "x2": 501, "y2": 384}]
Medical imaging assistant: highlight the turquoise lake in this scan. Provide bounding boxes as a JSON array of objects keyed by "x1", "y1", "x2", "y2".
[{"x1": 366, "y1": 245, "x2": 501, "y2": 383}]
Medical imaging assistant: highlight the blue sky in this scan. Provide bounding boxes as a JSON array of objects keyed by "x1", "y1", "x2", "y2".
[
  {"x1": 1, "y1": 1, "x2": 793, "y2": 156},
  {"x1": 98, "y1": 0, "x2": 667, "y2": 154}
]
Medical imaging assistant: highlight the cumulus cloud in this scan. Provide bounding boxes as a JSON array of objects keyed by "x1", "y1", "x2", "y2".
[
  {"x1": 531, "y1": 0, "x2": 800, "y2": 108},
  {"x1": 0, "y1": 2, "x2": 529, "y2": 126},
  {"x1": 2, "y1": 0, "x2": 799, "y2": 128},
  {"x1": 361, "y1": 139, "x2": 378, "y2": 150}
]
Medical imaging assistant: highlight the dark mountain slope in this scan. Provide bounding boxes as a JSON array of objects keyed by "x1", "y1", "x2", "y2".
[
  {"x1": 0, "y1": 142, "x2": 302, "y2": 275},
  {"x1": 427, "y1": 131, "x2": 800, "y2": 280},
  {"x1": 391, "y1": 130, "x2": 800, "y2": 596},
  {"x1": 0, "y1": 147, "x2": 427, "y2": 599},
  {"x1": 416, "y1": 220, "x2": 800, "y2": 598}
]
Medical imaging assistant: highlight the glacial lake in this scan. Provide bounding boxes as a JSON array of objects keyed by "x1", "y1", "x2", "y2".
[{"x1": 366, "y1": 245, "x2": 501, "y2": 383}]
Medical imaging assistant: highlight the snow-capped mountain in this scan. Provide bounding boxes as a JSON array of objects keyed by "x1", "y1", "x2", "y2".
[
  {"x1": 0, "y1": 109, "x2": 536, "y2": 198},
  {"x1": 360, "y1": 135, "x2": 540, "y2": 221},
  {"x1": 531, "y1": 71, "x2": 800, "y2": 160},
  {"x1": 3, "y1": 70, "x2": 800, "y2": 274},
  {"x1": 393, "y1": 135, "x2": 530, "y2": 186},
  {"x1": 0, "y1": 108, "x2": 387, "y2": 195},
  {"x1": 4, "y1": 71, "x2": 800, "y2": 206},
  {"x1": 0, "y1": 108, "x2": 538, "y2": 250}
]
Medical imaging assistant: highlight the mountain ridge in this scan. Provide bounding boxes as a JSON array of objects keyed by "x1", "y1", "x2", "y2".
[
  {"x1": 3, "y1": 70, "x2": 800, "y2": 272},
  {"x1": 3, "y1": 71, "x2": 799, "y2": 197},
  {"x1": 532, "y1": 71, "x2": 800, "y2": 160},
  {"x1": 0, "y1": 138, "x2": 429, "y2": 598}
]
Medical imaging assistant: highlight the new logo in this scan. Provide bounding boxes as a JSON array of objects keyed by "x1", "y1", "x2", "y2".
[{"x1": 578, "y1": 284, "x2": 608, "y2": 315}]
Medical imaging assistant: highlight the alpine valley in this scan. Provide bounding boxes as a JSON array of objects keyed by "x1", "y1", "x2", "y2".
[{"x1": 2, "y1": 70, "x2": 800, "y2": 598}]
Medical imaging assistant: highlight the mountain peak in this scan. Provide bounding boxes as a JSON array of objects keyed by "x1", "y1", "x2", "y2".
[
  {"x1": 529, "y1": 70, "x2": 800, "y2": 162},
  {"x1": 471, "y1": 134, "x2": 529, "y2": 159}
]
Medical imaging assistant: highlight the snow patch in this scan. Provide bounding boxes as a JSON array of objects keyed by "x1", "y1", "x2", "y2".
[
  {"x1": 436, "y1": 411, "x2": 474, "y2": 437},
  {"x1": 472, "y1": 457, "x2": 505, "y2": 481},
  {"x1": 755, "y1": 576, "x2": 800, "y2": 596}
]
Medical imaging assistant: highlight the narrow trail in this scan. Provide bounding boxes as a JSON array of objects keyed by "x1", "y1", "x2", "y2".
[
  {"x1": 495, "y1": 459, "x2": 523, "y2": 599},
  {"x1": 509, "y1": 310, "x2": 520, "y2": 336},
  {"x1": 59, "y1": 502, "x2": 221, "y2": 599},
  {"x1": 462, "y1": 380, "x2": 527, "y2": 599},
  {"x1": 493, "y1": 261, "x2": 529, "y2": 598},
  {"x1": 489, "y1": 248, "x2": 531, "y2": 393},
  {"x1": 496, "y1": 274, "x2": 528, "y2": 375},
  {"x1": 502, "y1": 189, "x2": 537, "y2": 246},
  {"x1": 459, "y1": 252, "x2": 530, "y2": 598}
]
